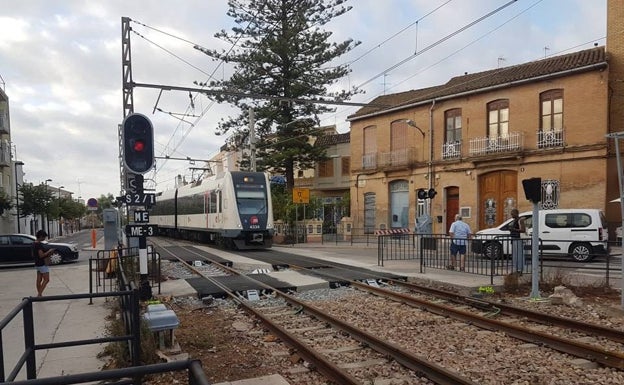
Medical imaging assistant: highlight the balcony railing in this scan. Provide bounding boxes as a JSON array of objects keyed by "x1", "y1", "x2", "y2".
[
  {"x1": 362, "y1": 148, "x2": 418, "y2": 170},
  {"x1": 469, "y1": 132, "x2": 523, "y2": 156},
  {"x1": 378, "y1": 148, "x2": 417, "y2": 167},
  {"x1": 441, "y1": 141, "x2": 461, "y2": 160},
  {"x1": 362, "y1": 152, "x2": 377, "y2": 169},
  {"x1": 537, "y1": 128, "x2": 564, "y2": 148}
]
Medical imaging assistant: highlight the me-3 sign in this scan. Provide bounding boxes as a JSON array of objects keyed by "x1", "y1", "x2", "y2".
[{"x1": 125, "y1": 224, "x2": 158, "y2": 237}]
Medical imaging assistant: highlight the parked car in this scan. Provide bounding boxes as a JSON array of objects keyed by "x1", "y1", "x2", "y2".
[
  {"x1": 0, "y1": 234, "x2": 79, "y2": 265},
  {"x1": 472, "y1": 209, "x2": 609, "y2": 262}
]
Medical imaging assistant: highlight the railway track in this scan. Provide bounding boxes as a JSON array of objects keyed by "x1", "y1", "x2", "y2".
[
  {"x1": 240, "y1": 250, "x2": 624, "y2": 369},
  {"x1": 152, "y1": 239, "x2": 478, "y2": 384},
  {"x1": 151, "y1": 239, "x2": 624, "y2": 384}
]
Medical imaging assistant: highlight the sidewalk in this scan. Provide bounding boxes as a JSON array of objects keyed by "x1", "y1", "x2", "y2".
[
  {"x1": 273, "y1": 243, "x2": 505, "y2": 292},
  {"x1": 0, "y1": 238, "x2": 109, "y2": 381}
]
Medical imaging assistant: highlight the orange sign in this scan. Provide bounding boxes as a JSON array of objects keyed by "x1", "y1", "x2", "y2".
[{"x1": 292, "y1": 188, "x2": 310, "y2": 204}]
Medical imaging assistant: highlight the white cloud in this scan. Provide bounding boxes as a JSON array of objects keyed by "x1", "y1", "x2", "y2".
[{"x1": 0, "y1": 0, "x2": 608, "y2": 200}]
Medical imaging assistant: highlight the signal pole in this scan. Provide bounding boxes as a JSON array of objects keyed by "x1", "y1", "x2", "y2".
[{"x1": 121, "y1": 113, "x2": 156, "y2": 301}]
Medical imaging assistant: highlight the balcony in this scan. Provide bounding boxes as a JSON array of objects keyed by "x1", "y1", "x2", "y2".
[
  {"x1": 469, "y1": 132, "x2": 524, "y2": 156},
  {"x1": 361, "y1": 148, "x2": 418, "y2": 170},
  {"x1": 0, "y1": 140, "x2": 10, "y2": 167},
  {"x1": 0, "y1": 110, "x2": 9, "y2": 135},
  {"x1": 537, "y1": 128, "x2": 564, "y2": 148},
  {"x1": 362, "y1": 152, "x2": 377, "y2": 170},
  {"x1": 441, "y1": 141, "x2": 462, "y2": 160}
]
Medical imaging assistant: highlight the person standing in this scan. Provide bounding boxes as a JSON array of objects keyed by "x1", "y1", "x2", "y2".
[
  {"x1": 448, "y1": 214, "x2": 472, "y2": 271},
  {"x1": 33, "y1": 230, "x2": 55, "y2": 297},
  {"x1": 508, "y1": 209, "x2": 526, "y2": 273}
]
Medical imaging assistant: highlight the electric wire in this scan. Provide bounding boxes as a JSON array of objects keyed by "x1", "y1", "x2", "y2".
[
  {"x1": 356, "y1": 0, "x2": 518, "y2": 90},
  {"x1": 318, "y1": 0, "x2": 606, "y2": 129}
]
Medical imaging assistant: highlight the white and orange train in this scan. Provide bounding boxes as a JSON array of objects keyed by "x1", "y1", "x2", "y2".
[{"x1": 150, "y1": 171, "x2": 274, "y2": 249}]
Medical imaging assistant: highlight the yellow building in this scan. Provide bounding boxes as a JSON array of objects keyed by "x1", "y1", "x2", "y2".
[{"x1": 347, "y1": 0, "x2": 624, "y2": 237}]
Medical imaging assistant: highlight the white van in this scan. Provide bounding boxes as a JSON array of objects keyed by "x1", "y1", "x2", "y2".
[{"x1": 471, "y1": 209, "x2": 609, "y2": 262}]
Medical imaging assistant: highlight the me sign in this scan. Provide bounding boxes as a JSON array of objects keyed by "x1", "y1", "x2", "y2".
[{"x1": 125, "y1": 224, "x2": 158, "y2": 237}]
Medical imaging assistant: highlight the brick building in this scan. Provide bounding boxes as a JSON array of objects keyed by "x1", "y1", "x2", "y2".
[{"x1": 347, "y1": 0, "x2": 623, "y2": 237}]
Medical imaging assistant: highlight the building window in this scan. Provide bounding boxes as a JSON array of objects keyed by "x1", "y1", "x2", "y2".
[
  {"x1": 539, "y1": 90, "x2": 564, "y2": 148},
  {"x1": 341, "y1": 157, "x2": 350, "y2": 176},
  {"x1": 445, "y1": 108, "x2": 462, "y2": 142},
  {"x1": 364, "y1": 192, "x2": 376, "y2": 234},
  {"x1": 318, "y1": 159, "x2": 334, "y2": 177},
  {"x1": 540, "y1": 89, "x2": 563, "y2": 131},
  {"x1": 363, "y1": 125, "x2": 377, "y2": 169},
  {"x1": 487, "y1": 99, "x2": 509, "y2": 138},
  {"x1": 390, "y1": 120, "x2": 408, "y2": 151}
]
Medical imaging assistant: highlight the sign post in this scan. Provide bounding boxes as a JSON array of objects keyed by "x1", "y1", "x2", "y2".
[
  {"x1": 121, "y1": 114, "x2": 156, "y2": 301},
  {"x1": 87, "y1": 198, "x2": 98, "y2": 248},
  {"x1": 292, "y1": 188, "x2": 310, "y2": 243}
]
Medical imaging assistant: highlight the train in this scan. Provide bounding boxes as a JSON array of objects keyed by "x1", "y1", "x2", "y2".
[{"x1": 150, "y1": 171, "x2": 274, "y2": 249}]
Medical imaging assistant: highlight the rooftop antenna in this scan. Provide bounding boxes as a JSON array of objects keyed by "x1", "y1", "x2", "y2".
[
  {"x1": 497, "y1": 56, "x2": 506, "y2": 68},
  {"x1": 544, "y1": 46, "x2": 550, "y2": 58}
]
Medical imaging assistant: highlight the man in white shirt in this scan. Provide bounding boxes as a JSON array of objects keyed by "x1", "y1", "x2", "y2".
[{"x1": 449, "y1": 214, "x2": 472, "y2": 271}]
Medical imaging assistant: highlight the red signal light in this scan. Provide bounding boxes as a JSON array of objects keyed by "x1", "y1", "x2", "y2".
[{"x1": 133, "y1": 140, "x2": 145, "y2": 152}]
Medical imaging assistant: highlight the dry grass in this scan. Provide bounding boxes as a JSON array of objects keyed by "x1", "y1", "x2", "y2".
[{"x1": 502, "y1": 268, "x2": 620, "y2": 299}]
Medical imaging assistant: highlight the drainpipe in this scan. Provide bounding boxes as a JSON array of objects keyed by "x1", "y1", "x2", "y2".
[{"x1": 428, "y1": 100, "x2": 436, "y2": 218}]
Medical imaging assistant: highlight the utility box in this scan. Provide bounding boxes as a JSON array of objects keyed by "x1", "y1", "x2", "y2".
[
  {"x1": 143, "y1": 305, "x2": 180, "y2": 350},
  {"x1": 103, "y1": 208, "x2": 121, "y2": 250}
]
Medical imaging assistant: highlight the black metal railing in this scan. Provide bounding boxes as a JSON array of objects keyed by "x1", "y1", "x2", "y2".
[
  {"x1": 0, "y1": 246, "x2": 209, "y2": 384},
  {"x1": 377, "y1": 233, "x2": 620, "y2": 286},
  {"x1": 0, "y1": 290, "x2": 141, "y2": 383}
]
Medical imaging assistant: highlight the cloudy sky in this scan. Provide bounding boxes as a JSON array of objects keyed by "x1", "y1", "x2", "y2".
[{"x1": 0, "y1": 0, "x2": 606, "y2": 201}]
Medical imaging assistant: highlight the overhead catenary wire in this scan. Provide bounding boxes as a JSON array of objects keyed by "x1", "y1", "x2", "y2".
[
  {"x1": 356, "y1": 0, "x2": 518, "y2": 89},
  {"x1": 317, "y1": 0, "x2": 608, "y2": 129}
]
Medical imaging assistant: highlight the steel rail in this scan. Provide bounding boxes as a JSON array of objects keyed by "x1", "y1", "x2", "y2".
[
  {"x1": 253, "y1": 255, "x2": 624, "y2": 369},
  {"x1": 348, "y1": 280, "x2": 624, "y2": 369},
  {"x1": 256, "y1": 250, "x2": 624, "y2": 345},
  {"x1": 391, "y1": 279, "x2": 624, "y2": 344},
  {"x1": 152, "y1": 241, "x2": 362, "y2": 385},
  {"x1": 155, "y1": 241, "x2": 479, "y2": 385}
]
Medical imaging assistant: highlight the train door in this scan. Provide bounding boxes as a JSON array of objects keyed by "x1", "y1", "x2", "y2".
[{"x1": 389, "y1": 180, "x2": 409, "y2": 229}]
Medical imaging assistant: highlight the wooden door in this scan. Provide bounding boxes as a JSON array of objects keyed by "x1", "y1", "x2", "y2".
[
  {"x1": 446, "y1": 187, "x2": 459, "y2": 233},
  {"x1": 478, "y1": 171, "x2": 518, "y2": 230}
]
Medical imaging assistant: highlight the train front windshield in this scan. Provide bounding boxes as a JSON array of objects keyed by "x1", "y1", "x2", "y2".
[{"x1": 236, "y1": 190, "x2": 267, "y2": 215}]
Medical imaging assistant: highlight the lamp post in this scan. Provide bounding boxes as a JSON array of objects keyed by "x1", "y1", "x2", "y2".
[
  {"x1": 14, "y1": 161, "x2": 24, "y2": 233},
  {"x1": 58, "y1": 186, "x2": 64, "y2": 236},
  {"x1": 406, "y1": 119, "x2": 433, "y2": 234},
  {"x1": 44, "y1": 179, "x2": 52, "y2": 233}
]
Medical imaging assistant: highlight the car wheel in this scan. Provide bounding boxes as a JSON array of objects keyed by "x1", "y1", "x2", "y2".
[
  {"x1": 484, "y1": 241, "x2": 503, "y2": 259},
  {"x1": 569, "y1": 242, "x2": 593, "y2": 262},
  {"x1": 49, "y1": 252, "x2": 63, "y2": 265}
]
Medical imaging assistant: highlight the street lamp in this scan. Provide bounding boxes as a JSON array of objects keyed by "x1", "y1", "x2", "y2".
[
  {"x1": 14, "y1": 161, "x2": 24, "y2": 233},
  {"x1": 44, "y1": 179, "x2": 52, "y2": 233},
  {"x1": 58, "y1": 186, "x2": 64, "y2": 236}
]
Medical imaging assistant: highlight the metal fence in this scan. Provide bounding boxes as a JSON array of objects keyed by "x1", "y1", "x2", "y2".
[
  {"x1": 377, "y1": 233, "x2": 621, "y2": 286},
  {"x1": 91, "y1": 246, "x2": 162, "y2": 298},
  {"x1": 0, "y1": 247, "x2": 210, "y2": 385}
]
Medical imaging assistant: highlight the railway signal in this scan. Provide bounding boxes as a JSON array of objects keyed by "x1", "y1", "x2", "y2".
[
  {"x1": 122, "y1": 113, "x2": 154, "y2": 174},
  {"x1": 417, "y1": 188, "x2": 437, "y2": 199}
]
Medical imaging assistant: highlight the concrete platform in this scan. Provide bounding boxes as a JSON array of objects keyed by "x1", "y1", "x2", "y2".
[
  {"x1": 214, "y1": 373, "x2": 290, "y2": 385},
  {"x1": 186, "y1": 274, "x2": 297, "y2": 299},
  {"x1": 0, "y1": 256, "x2": 109, "y2": 381}
]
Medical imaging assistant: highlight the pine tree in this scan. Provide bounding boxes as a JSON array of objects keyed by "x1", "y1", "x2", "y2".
[{"x1": 197, "y1": 0, "x2": 360, "y2": 191}]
